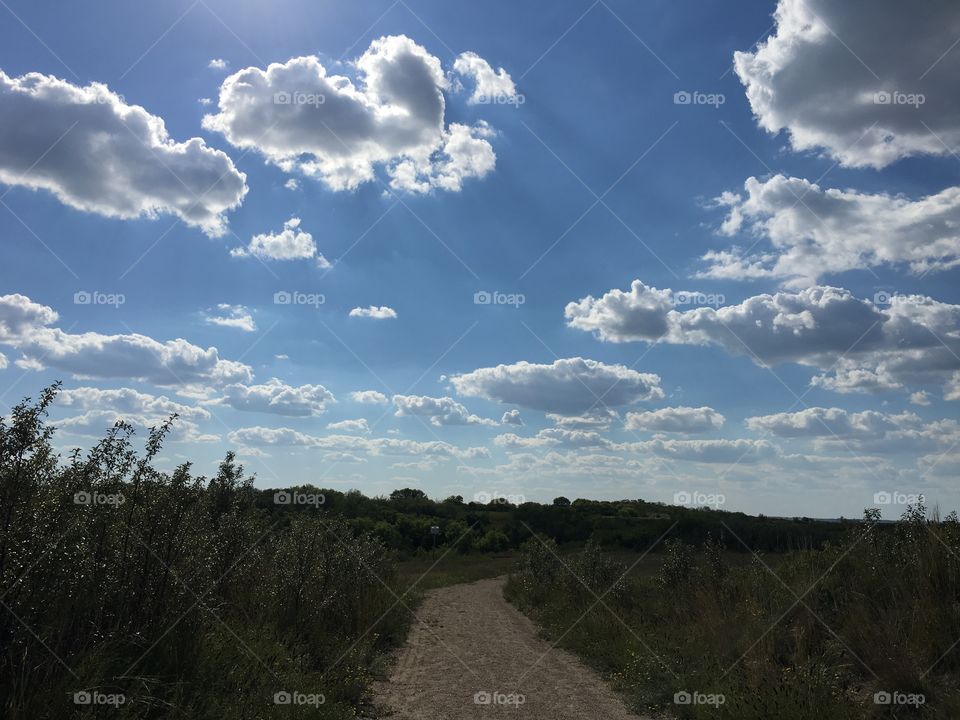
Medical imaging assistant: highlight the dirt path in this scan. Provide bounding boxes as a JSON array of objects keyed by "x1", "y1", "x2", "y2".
[{"x1": 372, "y1": 576, "x2": 645, "y2": 719}]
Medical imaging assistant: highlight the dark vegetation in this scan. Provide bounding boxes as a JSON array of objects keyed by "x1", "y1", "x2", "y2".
[
  {"x1": 506, "y1": 506, "x2": 960, "y2": 719},
  {"x1": 3, "y1": 384, "x2": 950, "y2": 718}
]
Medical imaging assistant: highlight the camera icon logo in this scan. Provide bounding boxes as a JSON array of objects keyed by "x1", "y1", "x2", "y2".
[
  {"x1": 873, "y1": 91, "x2": 891, "y2": 105},
  {"x1": 674, "y1": 91, "x2": 691, "y2": 105},
  {"x1": 874, "y1": 691, "x2": 892, "y2": 705},
  {"x1": 73, "y1": 291, "x2": 92, "y2": 305},
  {"x1": 873, "y1": 290, "x2": 893, "y2": 305},
  {"x1": 73, "y1": 691, "x2": 92, "y2": 705},
  {"x1": 274, "y1": 491, "x2": 292, "y2": 505},
  {"x1": 274, "y1": 690, "x2": 292, "y2": 704},
  {"x1": 873, "y1": 491, "x2": 892, "y2": 505},
  {"x1": 474, "y1": 691, "x2": 492, "y2": 705},
  {"x1": 473, "y1": 491, "x2": 491, "y2": 504},
  {"x1": 474, "y1": 291, "x2": 492, "y2": 305},
  {"x1": 273, "y1": 92, "x2": 292, "y2": 105},
  {"x1": 674, "y1": 491, "x2": 691, "y2": 505},
  {"x1": 74, "y1": 491, "x2": 92, "y2": 505},
  {"x1": 274, "y1": 291, "x2": 292, "y2": 305},
  {"x1": 674, "y1": 691, "x2": 692, "y2": 705}
]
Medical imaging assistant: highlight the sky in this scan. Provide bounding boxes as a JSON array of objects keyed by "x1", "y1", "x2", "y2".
[{"x1": 1, "y1": 0, "x2": 959, "y2": 518}]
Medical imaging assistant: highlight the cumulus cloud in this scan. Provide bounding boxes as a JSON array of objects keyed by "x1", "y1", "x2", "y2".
[
  {"x1": 546, "y1": 409, "x2": 619, "y2": 431},
  {"x1": 218, "y1": 378, "x2": 335, "y2": 416},
  {"x1": 227, "y1": 425, "x2": 488, "y2": 460},
  {"x1": 630, "y1": 438, "x2": 778, "y2": 463},
  {"x1": 350, "y1": 389, "x2": 388, "y2": 404},
  {"x1": 208, "y1": 58, "x2": 229, "y2": 70},
  {"x1": 567, "y1": 281, "x2": 960, "y2": 398},
  {"x1": 701, "y1": 175, "x2": 960, "y2": 285},
  {"x1": 349, "y1": 305, "x2": 397, "y2": 320},
  {"x1": 746, "y1": 407, "x2": 918, "y2": 438},
  {"x1": 393, "y1": 394, "x2": 496, "y2": 426},
  {"x1": 0, "y1": 70, "x2": 246, "y2": 236},
  {"x1": 451, "y1": 357, "x2": 664, "y2": 415},
  {"x1": 748, "y1": 407, "x2": 960, "y2": 455},
  {"x1": 734, "y1": 0, "x2": 960, "y2": 168},
  {"x1": 326, "y1": 418, "x2": 370, "y2": 433},
  {"x1": 202, "y1": 35, "x2": 500, "y2": 193},
  {"x1": 625, "y1": 406, "x2": 725, "y2": 434},
  {"x1": 0, "y1": 294, "x2": 252, "y2": 386},
  {"x1": 452, "y1": 51, "x2": 519, "y2": 103},
  {"x1": 57, "y1": 386, "x2": 211, "y2": 421},
  {"x1": 500, "y1": 409, "x2": 523, "y2": 426},
  {"x1": 231, "y1": 217, "x2": 330, "y2": 267},
  {"x1": 55, "y1": 410, "x2": 217, "y2": 443},
  {"x1": 204, "y1": 304, "x2": 256, "y2": 332}
]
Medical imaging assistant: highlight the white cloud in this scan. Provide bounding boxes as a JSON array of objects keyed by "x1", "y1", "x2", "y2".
[
  {"x1": 227, "y1": 425, "x2": 487, "y2": 460},
  {"x1": 910, "y1": 391, "x2": 932, "y2": 406},
  {"x1": 55, "y1": 410, "x2": 217, "y2": 443},
  {"x1": 500, "y1": 409, "x2": 523, "y2": 426},
  {"x1": 349, "y1": 305, "x2": 397, "y2": 320},
  {"x1": 326, "y1": 418, "x2": 370, "y2": 433},
  {"x1": 0, "y1": 70, "x2": 246, "y2": 236},
  {"x1": 284, "y1": 178, "x2": 299, "y2": 190},
  {"x1": 57, "y1": 386, "x2": 211, "y2": 421},
  {"x1": 567, "y1": 281, "x2": 960, "y2": 398},
  {"x1": 546, "y1": 409, "x2": 619, "y2": 431},
  {"x1": 350, "y1": 389, "x2": 388, "y2": 404},
  {"x1": 204, "y1": 304, "x2": 256, "y2": 332},
  {"x1": 701, "y1": 175, "x2": 960, "y2": 285},
  {"x1": 451, "y1": 357, "x2": 664, "y2": 415},
  {"x1": 219, "y1": 378, "x2": 335, "y2": 416},
  {"x1": 231, "y1": 217, "x2": 330, "y2": 267},
  {"x1": 452, "y1": 51, "x2": 519, "y2": 104},
  {"x1": 630, "y1": 438, "x2": 778, "y2": 463},
  {"x1": 625, "y1": 406, "x2": 725, "y2": 434},
  {"x1": 0, "y1": 294, "x2": 252, "y2": 386},
  {"x1": 202, "y1": 36, "x2": 500, "y2": 193},
  {"x1": 734, "y1": 0, "x2": 960, "y2": 168},
  {"x1": 208, "y1": 58, "x2": 229, "y2": 70},
  {"x1": 393, "y1": 394, "x2": 496, "y2": 426},
  {"x1": 746, "y1": 407, "x2": 918, "y2": 438}
]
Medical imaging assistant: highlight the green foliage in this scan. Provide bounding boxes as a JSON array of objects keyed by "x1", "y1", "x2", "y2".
[
  {"x1": 507, "y1": 505, "x2": 960, "y2": 719},
  {"x1": 0, "y1": 386, "x2": 407, "y2": 719}
]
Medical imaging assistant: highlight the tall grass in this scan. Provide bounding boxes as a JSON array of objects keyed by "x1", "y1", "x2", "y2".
[
  {"x1": 506, "y1": 508, "x2": 960, "y2": 718},
  {"x1": 0, "y1": 385, "x2": 409, "y2": 718}
]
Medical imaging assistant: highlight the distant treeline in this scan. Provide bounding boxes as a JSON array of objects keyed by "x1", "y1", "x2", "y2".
[{"x1": 256, "y1": 485, "x2": 862, "y2": 555}]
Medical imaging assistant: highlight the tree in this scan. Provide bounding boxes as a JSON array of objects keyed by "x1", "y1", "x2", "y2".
[{"x1": 553, "y1": 496, "x2": 571, "y2": 507}]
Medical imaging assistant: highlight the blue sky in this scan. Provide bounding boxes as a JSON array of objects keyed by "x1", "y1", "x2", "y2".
[{"x1": 1, "y1": 0, "x2": 959, "y2": 517}]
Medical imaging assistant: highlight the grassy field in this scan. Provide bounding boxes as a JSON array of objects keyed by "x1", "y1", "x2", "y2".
[
  {"x1": 505, "y1": 516, "x2": 960, "y2": 719},
  {"x1": 396, "y1": 551, "x2": 516, "y2": 591}
]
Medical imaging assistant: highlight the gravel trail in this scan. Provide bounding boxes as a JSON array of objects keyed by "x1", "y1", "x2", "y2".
[{"x1": 372, "y1": 576, "x2": 645, "y2": 719}]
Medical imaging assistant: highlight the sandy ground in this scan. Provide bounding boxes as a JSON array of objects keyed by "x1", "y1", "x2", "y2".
[{"x1": 372, "y1": 576, "x2": 645, "y2": 719}]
